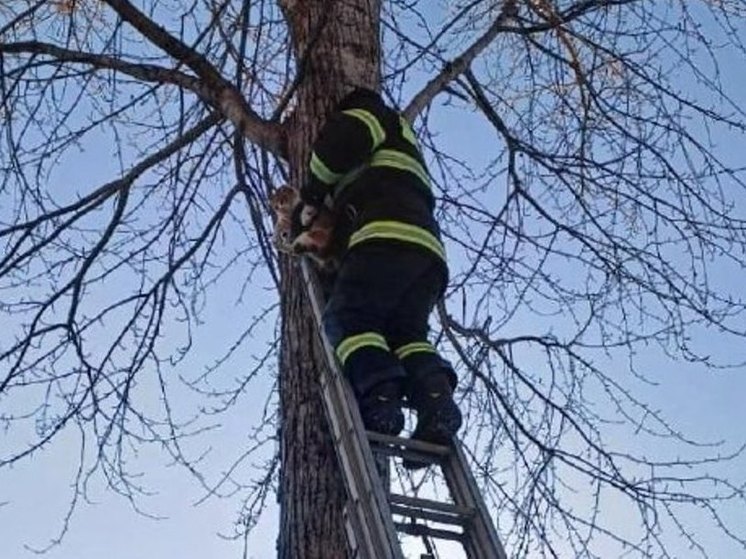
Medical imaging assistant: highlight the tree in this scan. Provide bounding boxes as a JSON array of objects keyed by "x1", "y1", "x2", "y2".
[{"x1": 2, "y1": 0, "x2": 746, "y2": 556}]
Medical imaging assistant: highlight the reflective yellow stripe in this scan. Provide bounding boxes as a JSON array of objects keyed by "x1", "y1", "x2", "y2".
[
  {"x1": 400, "y1": 116, "x2": 419, "y2": 147},
  {"x1": 343, "y1": 109, "x2": 386, "y2": 148},
  {"x1": 349, "y1": 221, "x2": 446, "y2": 262},
  {"x1": 395, "y1": 342, "x2": 437, "y2": 360},
  {"x1": 370, "y1": 149, "x2": 430, "y2": 189},
  {"x1": 336, "y1": 332, "x2": 389, "y2": 365},
  {"x1": 310, "y1": 152, "x2": 343, "y2": 185}
]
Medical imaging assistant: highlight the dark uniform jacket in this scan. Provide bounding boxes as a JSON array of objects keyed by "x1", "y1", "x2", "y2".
[{"x1": 301, "y1": 89, "x2": 448, "y2": 274}]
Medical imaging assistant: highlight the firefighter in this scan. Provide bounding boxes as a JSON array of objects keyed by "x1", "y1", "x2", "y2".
[{"x1": 298, "y1": 87, "x2": 462, "y2": 446}]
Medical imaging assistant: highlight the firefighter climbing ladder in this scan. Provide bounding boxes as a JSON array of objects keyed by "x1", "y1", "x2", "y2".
[{"x1": 301, "y1": 259, "x2": 508, "y2": 559}]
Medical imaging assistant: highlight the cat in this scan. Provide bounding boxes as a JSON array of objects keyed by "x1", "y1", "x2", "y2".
[{"x1": 270, "y1": 185, "x2": 337, "y2": 270}]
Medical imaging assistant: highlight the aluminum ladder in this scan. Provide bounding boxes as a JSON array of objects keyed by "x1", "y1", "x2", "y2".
[{"x1": 301, "y1": 260, "x2": 508, "y2": 559}]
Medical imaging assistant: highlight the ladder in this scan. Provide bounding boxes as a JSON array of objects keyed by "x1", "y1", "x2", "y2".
[{"x1": 301, "y1": 259, "x2": 508, "y2": 559}]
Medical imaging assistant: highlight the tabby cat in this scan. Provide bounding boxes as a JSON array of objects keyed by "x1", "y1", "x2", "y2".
[{"x1": 270, "y1": 185, "x2": 336, "y2": 269}]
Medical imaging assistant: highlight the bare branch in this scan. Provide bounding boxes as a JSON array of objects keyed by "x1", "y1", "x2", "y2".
[
  {"x1": 404, "y1": 0, "x2": 518, "y2": 121},
  {"x1": 98, "y1": 0, "x2": 285, "y2": 155}
]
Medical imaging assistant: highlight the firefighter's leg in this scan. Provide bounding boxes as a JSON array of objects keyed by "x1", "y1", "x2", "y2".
[
  {"x1": 385, "y1": 257, "x2": 462, "y2": 447},
  {"x1": 323, "y1": 245, "x2": 415, "y2": 434},
  {"x1": 397, "y1": 348, "x2": 462, "y2": 447}
]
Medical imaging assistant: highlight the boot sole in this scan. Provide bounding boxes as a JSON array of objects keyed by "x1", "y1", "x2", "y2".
[
  {"x1": 362, "y1": 410, "x2": 405, "y2": 437},
  {"x1": 403, "y1": 405, "x2": 462, "y2": 470}
]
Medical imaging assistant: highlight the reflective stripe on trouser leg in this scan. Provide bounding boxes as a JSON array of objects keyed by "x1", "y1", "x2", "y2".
[
  {"x1": 394, "y1": 341, "x2": 437, "y2": 360},
  {"x1": 336, "y1": 332, "x2": 389, "y2": 366},
  {"x1": 395, "y1": 343, "x2": 457, "y2": 390},
  {"x1": 333, "y1": 332, "x2": 406, "y2": 397}
]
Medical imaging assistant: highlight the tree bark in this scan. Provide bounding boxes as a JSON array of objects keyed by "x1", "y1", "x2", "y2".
[{"x1": 277, "y1": 1, "x2": 381, "y2": 557}]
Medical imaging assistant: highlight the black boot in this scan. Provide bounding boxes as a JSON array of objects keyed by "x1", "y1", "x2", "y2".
[
  {"x1": 358, "y1": 380, "x2": 405, "y2": 436},
  {"x1": 406, "y1": 373, "x2": 462, "y2": 468}
]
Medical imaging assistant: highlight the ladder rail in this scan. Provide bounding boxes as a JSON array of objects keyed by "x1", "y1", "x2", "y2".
[
  {"x1": 443, "y1": 442, "x2": 509, "y2": 559},
  {"x1": 301, "y1": 259, "x2": 404, "y2": 559},
  {"x1": 300, "y1": 258, "x2": 508, "y2": 559}
]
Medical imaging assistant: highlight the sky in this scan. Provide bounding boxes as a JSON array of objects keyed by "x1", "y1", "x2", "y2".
[
  {"x1": 2, "y1": 3, "x2": 746, "y2": 559},
  {"x1": 3, "y1": 112, "x2": 745, "y2": 559}
]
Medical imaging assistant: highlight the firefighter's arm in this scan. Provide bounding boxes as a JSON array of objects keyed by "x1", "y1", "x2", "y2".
[{"x1": 300, "y1": 92, "x2": 388, "y2": 206}]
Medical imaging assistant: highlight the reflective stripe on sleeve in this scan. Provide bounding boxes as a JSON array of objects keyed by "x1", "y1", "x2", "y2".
[
  {"x1": 310, "y1": 152, "x2": 343, "y2": 185},
  {"x1": 400, "y1": 116, "x2": 419, "y2": 148},
  {"x1": 348, "y1": 221, "x2": 446, "y2": 262},
  {"x1": 336, "y1": 332, "x2": 389, "y2": 365},
  {"x1": 342, "y1": 109, "x2": 386, "y2": 148}
]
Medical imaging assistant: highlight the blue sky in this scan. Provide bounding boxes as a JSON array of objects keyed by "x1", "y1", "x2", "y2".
[
  {"x1": 3, "y1": 103, "x2": 745, "y2": 559},
  {"x1": 2, "y1": 3, "x2": 746, "y2": 559}
]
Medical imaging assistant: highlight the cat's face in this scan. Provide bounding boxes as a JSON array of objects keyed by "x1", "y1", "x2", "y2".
[{"x1": 270, "y1": 186, "x2": 298, "y2": 213}]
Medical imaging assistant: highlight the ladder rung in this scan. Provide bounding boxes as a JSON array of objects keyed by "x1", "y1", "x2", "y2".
[
  {"x1": 389, "y1": 494, "x2": 474, "y2": 524},
  {"x1": 367, "y1": 432, "x2": 451, "y2": 457},
  {"x1": 371, "y1": 445, "x2": 443, "y2": 467},
  {"x1": 393, "y1": 521, "x2": 466, "y2": 544},
  {"x1": 390, "y1": 504, "x2": 472, "y2": 527}
]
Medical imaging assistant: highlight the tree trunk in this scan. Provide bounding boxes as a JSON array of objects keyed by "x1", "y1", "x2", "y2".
[{"x1": 277, "y1": 1, "x2": 381, "y2": 557}]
